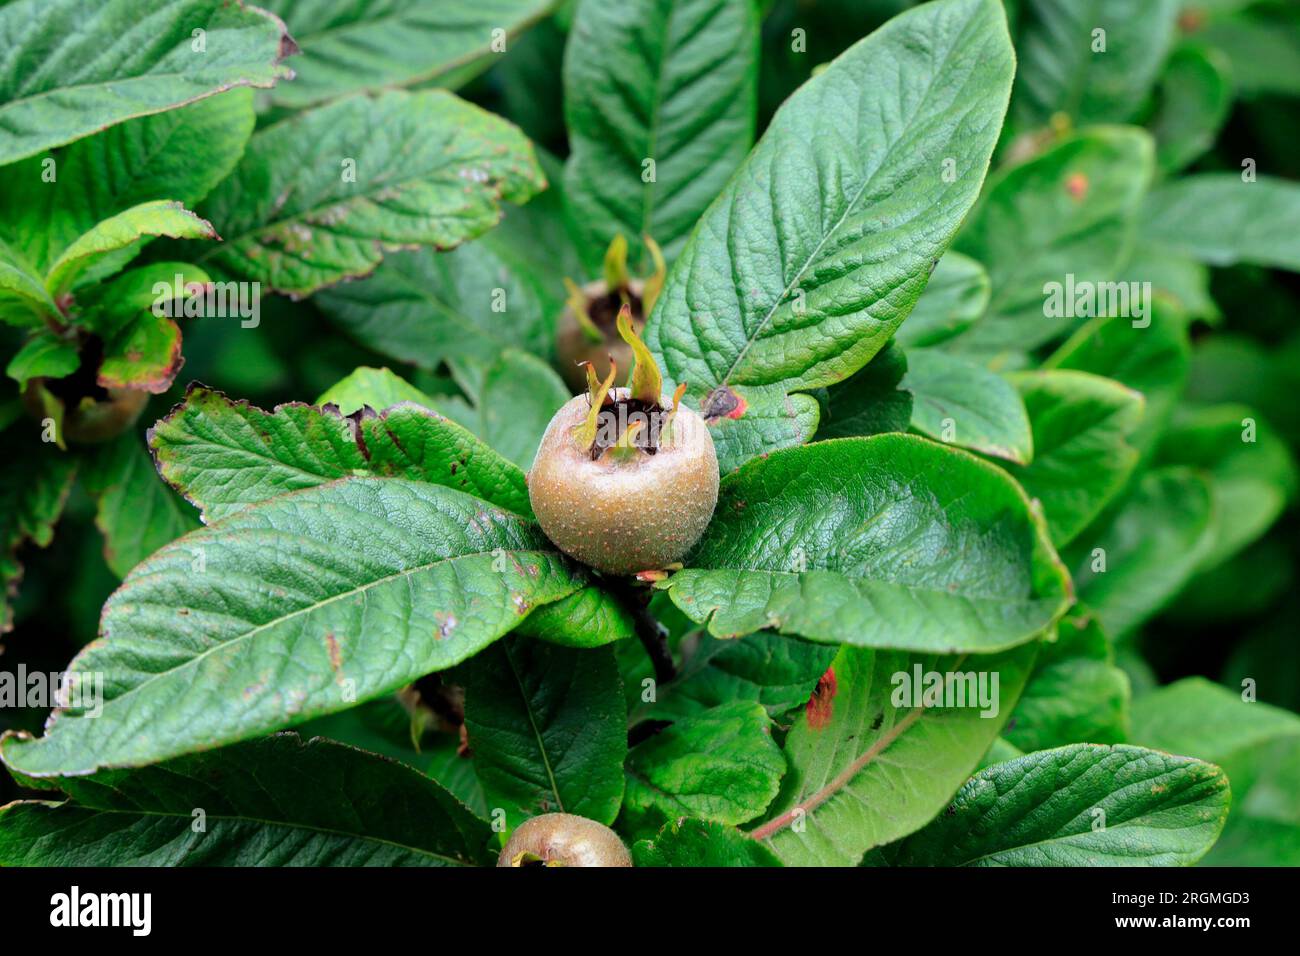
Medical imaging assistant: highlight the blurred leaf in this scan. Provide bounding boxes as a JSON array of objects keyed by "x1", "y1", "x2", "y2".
[
  {"x1": 1010, "y1": 0, "x2": 1179, "y2": 132},
  {"x1": 952, "y1": 128, "x2": 1153, "y2": 355},
  {"x1": 1002, "y1": 369, "x2": 1144, "y2": 546},
  {"x1": 1006, "y1": 610, "x2": 1129, "y2": 751},
  {"x1": 1131, "y1": 678, "x2": 1300, "y2": 866},
  {"x1": 563, "y1": 0, "x2": 758, "y2": 271},
  {"x1": 82, "y1": 432, "x2": 200, "y2": 578},
  {"x1": 895, "y1": 252, "x2": 991, "y2": 347},
  {"x1": 6, "y1": 333, "x2": 79, "y2": 389},
  {"x1": 904, "y1": 348, "x2": 1032, "y2": 464},
  {"x1": 816, "y1": 340, "x2": 911, "y2": 440},
  {"x1": 261, "y1": 0, "x2": 555, "y2": 108},
  {"x1": 1141, "y1": 174, "x2": 1300, "y2": 272},
  {"x1": 1149, "y1": 45, "x2": 1232, "y2": 174}
]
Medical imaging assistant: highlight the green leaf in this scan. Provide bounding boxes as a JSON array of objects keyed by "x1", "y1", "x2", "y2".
[
  {"x1": 904, "y1": 348, "x2": 1032, "y2": 464},
  {"x1": 0, "y1": 427, "x2": 76, "y2": 632},
  {"x1": 1149, "y1": 45, "x2": 1232, "y2": 175},
  {"x1": 512, "y1": 585, "x2": 635, "y2": 648},
  {"x1": 0, "y1": 0, "x2": 294, "y2": 165},
  {"x1": 635, "y1": 632, "x2": 836, "y2": 725},
  {"x1": 622, "y1": 701, "x2": 785, "y2": 836},
  {"x1": 1140, "y1": 174, "x2": 1300, "y2": 273},
  {"x1": 0, "y1": 241, "x2": 56, "y2": 326},
  {"x1": 1155, "y1": 404, "x2": 1298, "y2": 572},
  {"x1": 1, "y1": 478, "x2": 594, "y2": 777},
  {"x1": 633, "y1": 818, "x2": 782, "y2": 867},
  {"x1": 662, "y1": 436, "x2": 1071, "y2": 653},
  {"x1": 1001, "y1": 369, "x2": 1144, "y2": 546},
  {"x1": 6, "y1": 333, "x2": 79, "y2": 389},
  {"x1": 700, "y1": 385, "x2": 821, "y2": 474},
  {"x1": 816, "y1": 340, "x2": 912, "y2": 440},
  {"x1": 1131, "y1": 678, "x2": 1300, "y2": 867},
  {"x1": 1009, "y1": 0, "x2": 1179, "y2": 132},
  {"x1": 459, "y1": 637, "x2": 627, "y2": 827},
  {"x1": 952, "y1": 127, "x2": 1154, "y2": 355},
  {"x1": 1069, "y1": 466, "x2": 1216, "y2": 639},
  {"x1": 261, "y1": 0, "x2": 554, "y2": 109},
  {"x1": 895, "y1": 252, "x2": 991, "y2": 347},
  {"x1": 198, "y1": 90, "x2": 544, "y2": 296},
  {"x1": 315, "y1": 366, "x2": 441, "y2": 415},
  {"x1": 45, "y1": 201, "x2": 216, "y2": 296},
  {"x1": 1044, "y1": 303, "x2": 1191, "y2": 460},
  {"x1": 754, "y1": 642, "x2": 1037, "y2": 865},
  {"x1": 445, "y1": 350, "x2": 570, "y2": 469},
  {"x1": 317, "y1": 241, "x2": 553, "y2": 372},
  {"x1": 1190, "y1": 2, "x2": 1300, "y2": 98},
  {"x1": 874, "y1": 744, "x2": 1229, "y2": 866},
  {"x1": 563, "y1": 0, "x2": 758, "y2": 271},
  {"x1": 0, "y1": 91, "x2": 256, "y2": 280},
  {"x1": 81, "y1": 433, "x2": 200, "y2": 579},
  {"x1": 1006, "y1": 609, "x2": 1129, "y2": 751},
  {"x1": 644, "y1": 0, "x2": 1014, "y2": 471},
  {"x1": 0, "y1": 734, "x2": 494, "y2": 866},
  {"x1": 149, "y1": 386, "x2": 533, "y2": 521}
]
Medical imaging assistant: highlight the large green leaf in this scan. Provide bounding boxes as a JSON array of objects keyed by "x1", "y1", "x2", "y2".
[
  {"x1": 895, "y1": 251, "x2": 990, "y2": 347},
  {"x1": 1005, "y1": 609, "x2": 1128, "y2": 752},
  {"x1": 622, "y1": 701, "x2": 785, "y2": 836},
  {"x1": 262, "y1": 0, "x2": 554, "y2": 108},
  {"x1": 662, "y1": 436, "x2": 1072, "y2": 653},
  {"x1": 315, "y1": 366, "x2": 440, "y2": 414},
  {"x1": 82, "y1": 432, "x2": 200, "y2": 579},
  {"x1": 754, "y1": 642, "x2": 1037, "y2": 866},
  {"x1": 952, "y1": 127, "x2": 1154, "y2": 355},
  {"x1": 1140, "y1": 174, "x2": 1300, "y2": 273},
  {"x1": 644, "y1": 0, "x2": 1015, "y2": 472},
  {"x1": 1, "y1": 478, "x2": 594, "y2": 777},
  {"x1": 1001, "y1": 369, "x2": 1144, "y2": 547},
  {"x1": 1149, "y1": 45, "x2": 1232, "y2": 175},
  {"x1": 0, "y1": 734, "x2": 494, "y2": 866},
  {"x1": 441, "y1": 350, "x2": 570, "y2": 469},
  {"x1": 563, "y1": 0, "x2": 758, "y2": 271},
  {"x1": 1044, "y1": 304, "x2": 1191, "y2": 460},
  {"x1": 0, "y1": 427, "x2": 76, "y2": 632},
  {"x1": 1131, "y1": 678, "x2": 1300, "y2": 867},
  {"x1": 1069, "y1": 466, "x2": 1216, "y2": 639},
  {"x1": 5, "y1": 333, "x2": 79, "y2": 389},
  {"x1": 904, "y1": 348, "x2": 1032, "y2": 463},
  {"x1": 1009, "y1": 0, "x2": 1179, "y2": 133},
  {"x1": 316, "y1": 241, "x2": 552, "y2": 372},
  {"x1": 459, "y1": 637, "x2": 626, "y2": 827},
  {"x1": 633, "y1": 817, "x2": 781, "y2": 867},
  {"x1": 149, "y1": 386, "x2": 533, "y2": 520},
  {"x1": 0, "y1": 0, "x2": 293, "y2": 165},
  {"x1": 873, "y1": 744, "x2": 1228, "y2": 866},
  {"x1": 197, "y1": 90, "x2": 544, "y2": 296}
]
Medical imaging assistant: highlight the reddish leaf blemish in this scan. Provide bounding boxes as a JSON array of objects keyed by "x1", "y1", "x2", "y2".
[
  {"x1": 806, "y1": 666, "x2": 838, "y2": 729},
  {"x1": 1065, "y1": 172, "x2": 1089, "y2": 201},
  {"x1": 702, "y1": 385, "x2": 747, "y2": 422}
]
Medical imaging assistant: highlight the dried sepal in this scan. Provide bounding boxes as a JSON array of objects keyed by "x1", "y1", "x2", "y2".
[
  {"x1": 564, "y1": 276, "x2": 602, "y2": 343},
  {"x1": 574, "y1": 355, "x2": 617, "y2": 450},
  {"x1": 617, "y1": 303, "x2": 662, "y2": 405},
  {"x1": 602, "y1": 233, "x2": 629, "y2": 291},
  {"x1": 642, "y1": 234, "x2": 666, "y2": 313}
]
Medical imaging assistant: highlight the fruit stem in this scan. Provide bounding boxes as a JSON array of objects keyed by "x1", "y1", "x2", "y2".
[{"x1": 607, "y1": 578, "x2": 676, "y2": 685}]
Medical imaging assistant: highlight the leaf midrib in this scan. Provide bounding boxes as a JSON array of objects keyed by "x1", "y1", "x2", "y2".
[{"x1": 717, "y1": 3, "x2": 986, "y2": 387}]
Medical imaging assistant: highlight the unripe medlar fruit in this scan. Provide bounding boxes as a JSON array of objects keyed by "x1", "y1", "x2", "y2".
[
  {"x1": 497, "y1": 813, "x2": 632, "y2": 867},
  {"x1": 529, "y1": 306, "x2": 719, "y2": 577}
]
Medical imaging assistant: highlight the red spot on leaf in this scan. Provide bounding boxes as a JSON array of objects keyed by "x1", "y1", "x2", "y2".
[
  {"x1": 806, "y1": 666, "x2": 838, "y2": 729},
  {"x1": 1065, "y1": 172, "x2": 1089, "y2": 201}
]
